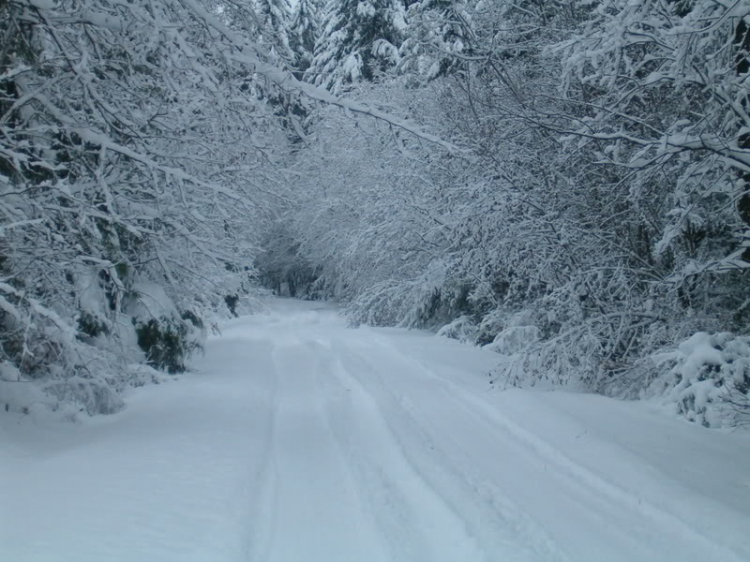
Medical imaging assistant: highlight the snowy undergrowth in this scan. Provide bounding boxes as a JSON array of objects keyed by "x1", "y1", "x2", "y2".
[
  {"x1": 0, "y1": 276, "x2": 267, "y2": 418},
  {"x1": 641, "y1": 333, "x2": 750, "y2": 428},
  {"x1": 441, "y1": 312, "x2": 750, "y2": 428},
  {"x1": 327, "y1": 260, "x2": 750, "y2": 427},
  {"x1": 0, "y1": 284, "x2": 185, "y2": 418},
  {"x1": 360, "y1": 273, "x2": 750, "y2": 427}
]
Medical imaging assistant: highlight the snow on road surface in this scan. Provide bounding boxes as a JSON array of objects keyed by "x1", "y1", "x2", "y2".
[{"x1": 2, "y1": 299, "x2": 750, "y2": 562}]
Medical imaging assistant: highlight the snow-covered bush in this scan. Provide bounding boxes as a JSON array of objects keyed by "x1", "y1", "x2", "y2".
[
  {"x1": 492, "y1": 326, "x2": 605, "y2": 392},
  {"x1": 436, "y1": 315, "x2": 479, "y2": 344},
  {"x1": 409, "y1": 281, "x2": 483, "y2": 329},
  {"x1": 133, "y1": 315, "x2": 202, "y2": 375},
  {"x1": 475, "y1": 309, "x2": 507, "y2": 347},
  {"x1": 485, "y1": 325, "x2": 540, "y2": 356},
  {"x1": 639, "y1": 333, "x2": 750, "y2": 428},
  {"x1": 127, "y1": 283, "x2": 205, "y2": 374},
  {"x1": 348, "y1": 280, "x2": 417, "y2": 327}
]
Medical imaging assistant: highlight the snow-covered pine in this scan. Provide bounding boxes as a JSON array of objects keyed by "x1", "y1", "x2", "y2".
[
  {"x1": 289, "y1": 0, "x2": 322, "y2": 78},
  {"x1": 308, "y1": 0, "x2": 407, "y2": 92},
  {"x1": 400, "y1": 0, "x2": 475, "y2": 79},
  {"x1": 256, "y1": 0, "x2": 296, "y2": 66}
]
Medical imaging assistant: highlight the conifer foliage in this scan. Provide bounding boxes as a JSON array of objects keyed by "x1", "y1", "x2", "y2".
[
  {"x1": 257, "y1": 0, "x2": 296, "y2": 65},
  {"x1": 289, "y1": 0, "x2": 321, "y2": 76},
  {"x1": 309, "y1": 0, "x2": 407, "y2": 91}
]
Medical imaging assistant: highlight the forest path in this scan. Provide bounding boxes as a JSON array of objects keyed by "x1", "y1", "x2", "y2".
[{"x1": 2, "y1": 299, "x2": 750, "y2": 562}]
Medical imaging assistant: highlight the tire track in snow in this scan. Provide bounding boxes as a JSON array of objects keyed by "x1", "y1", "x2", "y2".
[
  {"x1": 321, "y1": 354, "x2": 432, "y2": 561},
  {"x1": 336, "y1": 343, "x2": 569, "y2": 562},
  {"x1": 362, "y1": 338, "x2": 750, "y2": 562},
  {"x1": 307, "y1": 347, "x2": 398, "y2": 561},
  {"x1": 319, "y1": 348, "x2": 491, "y2": 562},
  {"x1": 249, "y1": 337, "x2": 387, "y2": 562},
  {"x1": 241, "y1": 341, "x2": 282, "y2": 562}
]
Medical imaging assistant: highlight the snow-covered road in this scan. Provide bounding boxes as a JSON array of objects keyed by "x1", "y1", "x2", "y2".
[{"x1": 2, "y1": 299, "x2": 750, "y2": 562}]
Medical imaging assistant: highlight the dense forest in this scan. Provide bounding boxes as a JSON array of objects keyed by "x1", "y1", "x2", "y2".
[{"x1": 2, "y1": 0, "x2": 750, "y2": 426}]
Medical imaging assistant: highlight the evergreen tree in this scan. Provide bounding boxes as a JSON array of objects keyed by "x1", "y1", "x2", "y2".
[
  {"x1": 257, "y1": 0, "x2": 296, "y2": 66},
  {"x1": 400, "y1": 0, "x2": 474, "y2": 79},
  {"x1": 309, "y1": 0, "x2": 407, "y2": 92},
  {"x1": 289, "y1": 0, "x2": 321, "y2": 78}
]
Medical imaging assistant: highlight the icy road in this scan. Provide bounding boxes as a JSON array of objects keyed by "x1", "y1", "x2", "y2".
[{"x1": 2, "y1": 300, "x2": 750, "y2": 562}]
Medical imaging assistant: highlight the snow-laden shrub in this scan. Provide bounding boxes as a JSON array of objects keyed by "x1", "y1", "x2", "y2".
[
  {"x1": 493, "y1": 329, "x2": 604, "y2": 391},
  {"x1": 347, "y1": 256, "x2": 492, "y2": 332},
  {"x1": 127, "y1": 283, "x2": 205, "y2": 374},
  {"x1": 0, "y1": 273, "x2": 209, "y2": 416},
  {"x1": 640, "y1": 333, "x2": 750, "y2": 428},
  {"x1": 0, "y1": 282, "x2": 121, "y2": 414},
  {"x1": 485, "y1": 325, "x2": 540, "y2": 356},
  {"x1": 436, "y1": 315, "x2": 479, "y2": 343},
  {"x1": 475, "y1": 309, "x2": 507, "y2": 346},
  {"x1": 1, "y1": 356, "x2": 169, "y2": 418},
  {"x1": 44, "y1": 377, "x2": 125, "y2": 416},
  {"x1": 0, "y1": 302, "x2": 170, "y2": 417},
  {"x1": 348, "y1": 279, "x2": 416, "y2": 327},
  {"x1": 409, "y1": 281, "x2": 477, "y2": 329},
  {"x1": 480, "y1": 309, "x2": 535, "y2": 353},
  {"x1": 134, "y1": 318, "x2": 193, "y2": 374}
]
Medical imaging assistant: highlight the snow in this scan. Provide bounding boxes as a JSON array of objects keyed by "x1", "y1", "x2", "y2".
[
  {"x1": 2, "y1": 299, "x2": 750, "y2": 562},
  {"x1": 356, "y1": 1, "x2": 376, "y2": 18},
  {"x1": 126, "y1": 281, "x2": 178, "y2": 320},
  {"x1": 644, "y1": 332, "x2": 750, "y2": 427}
]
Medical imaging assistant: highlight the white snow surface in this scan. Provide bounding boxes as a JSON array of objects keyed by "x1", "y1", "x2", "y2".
[{"x1": 2, "y1": 299, "x2": 750, "y2": 562}]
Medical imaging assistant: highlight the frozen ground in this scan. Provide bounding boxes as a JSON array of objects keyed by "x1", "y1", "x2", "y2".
[{"x1": 2, "y1": 299, "x2": 750, "y2": 562}]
